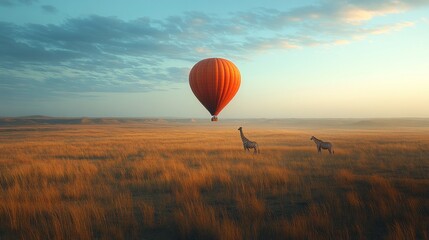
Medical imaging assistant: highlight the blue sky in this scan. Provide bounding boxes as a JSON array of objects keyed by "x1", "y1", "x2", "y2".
[{"x1": 1, "y1": 0, "x2": 428, "y2": 118}]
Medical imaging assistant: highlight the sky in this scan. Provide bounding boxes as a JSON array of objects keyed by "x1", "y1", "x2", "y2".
[{"x1": 1, "y1": 0, "x2": 429, "y2": 118}]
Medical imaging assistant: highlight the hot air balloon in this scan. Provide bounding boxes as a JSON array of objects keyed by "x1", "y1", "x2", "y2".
[{"x1": 189, "y1": 58, "x2": 241, "y2": 121}]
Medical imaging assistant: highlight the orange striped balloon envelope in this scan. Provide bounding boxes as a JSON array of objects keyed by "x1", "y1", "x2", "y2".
[{"x1": 189, "y1": 58, "x2": 241, "y2": 121}]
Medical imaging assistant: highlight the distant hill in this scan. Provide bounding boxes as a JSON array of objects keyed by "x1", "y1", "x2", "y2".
[
  {"x1": 0, "y1": 117, "x2": 191, "y2": 126},
  {"x1": 1, "y1": 117, "x2": 429, "y2": 128},
  {"x1": 15, "y1": 115, "x2": 54, "y2": 119},
  {"x1": 257, "y1": 118, "x2": 429, "y2": 128}
]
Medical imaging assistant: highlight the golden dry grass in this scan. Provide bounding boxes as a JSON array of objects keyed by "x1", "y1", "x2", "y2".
[{"x1": 0, "y1": 122, "x2": 428, "y2": 239}]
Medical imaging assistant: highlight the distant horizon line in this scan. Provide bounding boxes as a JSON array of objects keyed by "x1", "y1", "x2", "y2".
[{"x1": 1, "y1": 115, "x2": 429, "y2": 120}]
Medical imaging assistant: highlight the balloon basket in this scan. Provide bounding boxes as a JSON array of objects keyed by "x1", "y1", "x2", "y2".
[{"x1": 211, "y1": 116, "x2": 218, "y2": 122}]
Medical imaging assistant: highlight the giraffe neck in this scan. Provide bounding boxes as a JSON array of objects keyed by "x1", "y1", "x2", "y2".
[{"x1": 239, "y1": 129, "x2": 247, "y2": 142}]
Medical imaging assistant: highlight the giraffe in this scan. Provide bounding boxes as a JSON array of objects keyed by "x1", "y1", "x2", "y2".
[
  {"x1": 310, "y1": 136, "x2": 334, "y2": 154},
  {"x1": 238, "y1": 127, "x2": 260, "y2": 154}
]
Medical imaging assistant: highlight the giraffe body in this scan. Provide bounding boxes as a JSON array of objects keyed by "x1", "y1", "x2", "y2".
[
  {"x1": 238, "y1": 127, "x2": 259, "y2": 154},
  {"x1": 310, "y1": 136, "x2": 334, "y2": 154}
]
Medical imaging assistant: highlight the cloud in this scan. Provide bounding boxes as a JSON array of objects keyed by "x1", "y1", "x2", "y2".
[
  {"x1": 367, "y1": 21, "x2": 415, "y2": 35},
  {"x1": 41, "y1": 5, "x2": 57, "y2": 14},
  {"x1": 0, "y1": 0, "x2": 427, "y2": 99},
  {"x1": 0, "y1": 0, "x2": 37, "y2": 6}
]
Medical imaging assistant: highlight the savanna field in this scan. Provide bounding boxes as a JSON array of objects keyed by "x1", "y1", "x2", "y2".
[{"x1": 0, "y1": 118, "x2": 428, "y2": 240}]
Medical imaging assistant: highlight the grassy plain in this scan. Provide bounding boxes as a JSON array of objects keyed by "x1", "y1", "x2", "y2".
[{"x1": 0, "y1": 118, "x2": 428, "y2": 239}]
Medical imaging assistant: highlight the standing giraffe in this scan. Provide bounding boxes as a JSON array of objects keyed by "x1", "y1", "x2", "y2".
[
  {"x1": 310, "y1": 136, "x2": 334, "y2": 154},
  {"x1": 238, "y1": 127, "x2": 260, "y2": 154}
]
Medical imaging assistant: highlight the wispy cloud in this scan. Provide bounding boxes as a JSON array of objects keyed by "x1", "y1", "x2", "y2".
[
  {"x1": 0, "y1": 0, "x2": 37, "y2": 6},
  {"x1": 0, "y1": 0, "x2": 427, "y2": 99},
  {"x1": 41, "y1": 5, "x2": 57, "y2": 14}
]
